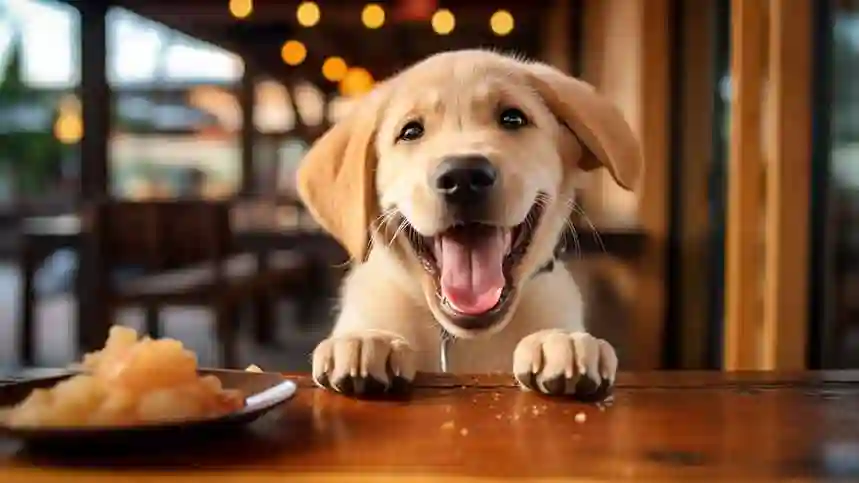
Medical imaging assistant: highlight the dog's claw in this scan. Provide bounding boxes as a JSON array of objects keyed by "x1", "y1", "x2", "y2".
[
  {"x1": 313, "y1": 334, "x2": 416, "y2": 398},
  {"x1": 513, "y1": 330, "x2": 616, "y2": 400}
]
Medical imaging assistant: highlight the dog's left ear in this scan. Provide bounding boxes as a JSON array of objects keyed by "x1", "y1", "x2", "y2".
[{"x1": 525, "y1": 63, "x2": 643, "y2": 192}]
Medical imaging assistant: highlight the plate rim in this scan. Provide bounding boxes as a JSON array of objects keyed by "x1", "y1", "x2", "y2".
[{"x1": 0, "y1": 370, "x2": 297, "y2": 437}]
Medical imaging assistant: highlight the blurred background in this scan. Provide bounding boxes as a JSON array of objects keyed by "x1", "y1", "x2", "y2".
[{"x1": 0, "y1": 0, "x2": 855, "y2": 373}]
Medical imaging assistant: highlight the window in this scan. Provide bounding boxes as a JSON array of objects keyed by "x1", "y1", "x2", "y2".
[
  {"x1": 818, "y1": 0, "x2": 859, "y2": 368},
  {"x1": 105, "y1": 7, "x2": 244, "y2": 200},
  {"x1": 106, "y1": 7, "x2": 242, "y2": 87},
  {"x1": 0, "y1": 0, "x2": 80, "y2": 201},
  {"x1": 3, "y1": 0, "x2": 79, "y2": 88}
]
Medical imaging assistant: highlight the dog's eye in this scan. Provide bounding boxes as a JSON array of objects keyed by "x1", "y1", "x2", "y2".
[
  {"x1": 498, "y1": 108, "x2": 529, "y2": 130},
  {"x1": 397, "y1": 121, "x2": 425, "y2": 142}
]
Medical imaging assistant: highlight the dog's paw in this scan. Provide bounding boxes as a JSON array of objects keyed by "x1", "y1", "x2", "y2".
[
  {"x1": 312, "y1": 332, "x2": 416, "y2": 397},
  {"x1": 513, "y1": 330, "x2": 617, "y2": 400}
]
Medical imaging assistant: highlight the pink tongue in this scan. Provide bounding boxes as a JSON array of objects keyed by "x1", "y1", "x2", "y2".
[{"x1": 437, "y1": 228, "x2": 507, "y2": 315}]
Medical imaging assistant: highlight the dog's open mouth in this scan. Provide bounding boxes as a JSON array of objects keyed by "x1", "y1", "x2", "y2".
[{"x1": 404, "y1": 200, "x2": 544, "y2": 331}]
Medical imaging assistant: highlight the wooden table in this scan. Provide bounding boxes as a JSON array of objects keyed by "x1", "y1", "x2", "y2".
[
  {"x1": 2, "y1": 372, "x2": 859, "y2": 481},
  {"x1": 16, "y1": 213, "x2": 343, "y2": 366}
]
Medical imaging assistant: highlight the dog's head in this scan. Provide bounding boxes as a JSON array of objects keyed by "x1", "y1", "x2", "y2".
[{"x1": 298, "y1": 50, "x2": 642, "y2": 338}]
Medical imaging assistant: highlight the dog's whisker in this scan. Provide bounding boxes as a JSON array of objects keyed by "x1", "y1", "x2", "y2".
[
  {"x1": 369, "y1": 210, "x2": 398, "y2": 249},
  {"x1": 388, "y1": 219, "x2": 409, "y2": 247},
  {"x1": 372, "y1": 208, "x2": 394, "y2": 225},
  {"x1": 546, "y1": 196, "x2": 585, "y2": 260},
  {"x1": 570, "y1": 201, "x2": 607, "y2": 255},
  {"x1": 534, "y1": 193, "x2": 551, "y2": 211},
  {"x1": 524, "y1": 209, "x2": 536, "y2": 235},
  {"x1": 565, "y1": 217, "x2": 582, "y2": 260},
  {"x1": 373, "y1": 209, "x2": 399, "y2": 233}
]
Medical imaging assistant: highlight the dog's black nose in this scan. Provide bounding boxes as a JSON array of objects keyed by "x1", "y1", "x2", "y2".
[{"x1": 432, "y1": 155, "x2": 498, "y2": 205}]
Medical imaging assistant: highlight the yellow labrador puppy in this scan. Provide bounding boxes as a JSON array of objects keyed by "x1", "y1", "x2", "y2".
[{"x1": 298, "y1": 49, "x2": 642, "y2": 398}]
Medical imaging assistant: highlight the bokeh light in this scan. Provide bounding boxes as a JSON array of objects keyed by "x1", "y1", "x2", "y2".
[
  {"x1": 362, "y1": 4, "x2": 385, "y2": 29},
  {"x1": 296, "y1": 1, "x2": 321, "y2": 27},
  {"x1": 339, "y1": 67, "x2": 375, "y2": 97},
  {"x1": 228, "y1": 0, "x2": 253, "y2": 19},
  {"x1": 431, "y1": 9, "x2": 455, "y2": 35},
  {"x1": 281, "y1": 40, "x2": 307, "y2": 66},
  {"x1": 490, "y1": 10, "x2": 514, "y2": 36},
  {"x1": 322, "y1": 56, "x2": 348, "y2": 82}
]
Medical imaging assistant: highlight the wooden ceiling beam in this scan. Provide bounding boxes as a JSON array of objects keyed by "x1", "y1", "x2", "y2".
[
  {"x1": 217, "y1": 19, "x2": 542, "y2": 79},
  {"x1": 116, "y1": 0, "x2": 547, "y2": 27},
  {"x1": 111, "y1": 0, "x2": 332, "y2": 89},
  {"x1": 107, "y1": 0, "x2": 546, "y2": 98}
]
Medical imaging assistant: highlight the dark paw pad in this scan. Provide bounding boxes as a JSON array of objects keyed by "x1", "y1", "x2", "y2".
[
  {"x1": 541, "y1": 375, "x2": 569, "y2": 396},
  {"x1": 516, "y1": 371, "x2": 614, "y2": 401},
  {"x1": 325, "y1": 374, "x2": 413, "y2": 399}
]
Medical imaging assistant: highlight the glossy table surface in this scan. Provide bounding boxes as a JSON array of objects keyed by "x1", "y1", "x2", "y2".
[{"x1": 2, "y1": 371, "x2": 859, "y2": 482}]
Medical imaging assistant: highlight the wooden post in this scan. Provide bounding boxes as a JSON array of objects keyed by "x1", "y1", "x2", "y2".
[
  {"x1": 579, "y1": 0, "x2": 672, "y2": 369},
  {"x1": 79, "y1": 0, "x2": 110, "y2": 201},
  {"x1": 239, "y1": 59, "x2": 257, "y2": 196},
  {"x1": 676, "y1": 0, "x2": 716, "y2": 369},
  {"x1": 761, "y1": 0, "x2": 812, "y2": 370},
  {"x1": 724, "y1": 0, "x2": 812, "y2": 370},
  {"x1": 540, "y1": 0, "x2": 572, "y2": 74},
  {"x1": 76, "y1": 0, "x2": 111, "y2": 357},
  {"x1": 636, "y1": 0, "x2": 672, "y2": 370},
  {"x1": 724, "y1": 0, "x2": 767, "y2": 371}
]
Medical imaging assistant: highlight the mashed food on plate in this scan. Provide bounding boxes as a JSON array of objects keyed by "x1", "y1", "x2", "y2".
[{"x1": 3, "y1": 326, "x2": 245, "y2": 428}]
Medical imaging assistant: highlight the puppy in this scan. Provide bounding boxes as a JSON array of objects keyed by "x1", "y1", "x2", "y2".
[{"x1": 297, "y1": 49, "x2": 642, "y2": 397}]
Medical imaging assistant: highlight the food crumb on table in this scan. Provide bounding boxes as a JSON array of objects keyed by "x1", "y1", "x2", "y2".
[
  {"x1": 440, "y1": 420, "x2": 456, "y2": 430},
  {"x1": 575, "y1": 412, "x2": 587, "y2": 423},
  {"x1": 459, "y1": 428, "x2": 469, "y2": 436}
]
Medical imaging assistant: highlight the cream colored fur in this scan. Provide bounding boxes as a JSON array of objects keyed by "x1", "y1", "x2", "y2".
[{"x1": 298, "y1": 50, "x2": 642, "y2": 396}]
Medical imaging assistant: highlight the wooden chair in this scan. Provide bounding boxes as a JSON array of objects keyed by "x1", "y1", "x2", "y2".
[{"x1": 87, "y1": 200, "x2": 308, "y2": 368}]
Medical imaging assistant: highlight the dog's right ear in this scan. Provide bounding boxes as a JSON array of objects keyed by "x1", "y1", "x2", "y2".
[
  {"x1": 523, "y1": 62, "x2": 643, "y2": 192},
  {"x1": 296, "y1": 92, "x2": 386, "y2": 263}
]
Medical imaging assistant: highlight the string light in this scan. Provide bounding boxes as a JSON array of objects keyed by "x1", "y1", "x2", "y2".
[
  {"x1": 339, "y1": 67, "x2": 374, "y2": 97},
  {"x1": 322, "y1": 56, "x2": 349, "y2": 82},
  {"x1": 490, "y1": 10, "x2": 514, "y2": 36},
  {"x1": 431, "y1": 9, "x2": 455, "y2": 35},
  {"x1": 228, "y1": 0, "x2": 253, "y2": 19},
  {"x1": 281, "y1": 40, "x2": 307, "y2": 66},
  {"x1": 361, "y1": 3, "x2": 385, "y2": 29},
  {"x1": 296, "y1": 1, "x2": 321, "y2": 27},
  {"x1": 54, "y1": 95, "x2": 82, "y2": 144}
]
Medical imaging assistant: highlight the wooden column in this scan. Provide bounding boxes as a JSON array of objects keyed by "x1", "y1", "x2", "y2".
[
  {"x1": 540, "y1": 0, "x2": 572, "y2": 73},
  {"x1": 580, "y1": 0, "x2": 672, "y2": 369},
  {"x1": 636, "y1": 0, "x2": 672, "y2": 370},
  {"x1": 569, "y1": 0, "x2": 584, "y2": 77},
  {"x1": 761, "y1": 0, "x2": 812, "y2": 370},
  {"x1": 78, "y1": 0, "x2": 110, "y2": 201},
  {"x1": 723, "y1": 0, "x2": 766, "y2": 371},
  {"x1": 724, "y1": 0, "x2": 812, "y2": 370},
  {"x1": 676, "y1": 0, "x2": 716, "y2": 369},
  {"x1": 239, "y1": 60, "x2": 257, "y2": 196},
  {"x1": 76, "y1": 0, "x2": 111, "y2": 357}
]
